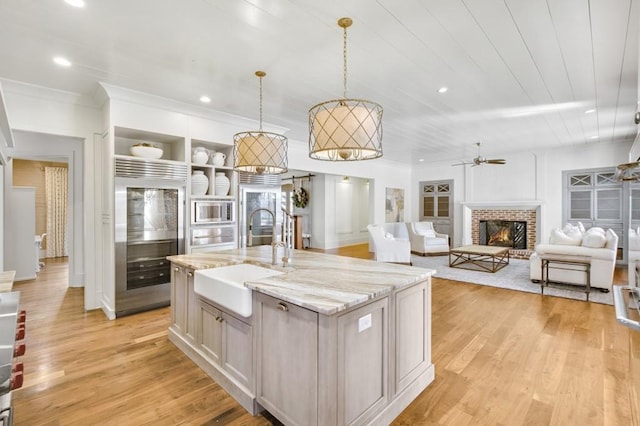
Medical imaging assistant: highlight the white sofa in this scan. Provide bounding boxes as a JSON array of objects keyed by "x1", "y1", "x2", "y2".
[
  {"x1": 406, "y1": 221, "x2": 450, "y2": 255},
  {"x1": 367, "y1": 224, "x2": 412, "y2": 264},
  {"x1": 629, "y1": 227, "x2": 640, "y2": 286},
  {"x1": 530, "y1": 224, "x2": 618, "y2": 291}
]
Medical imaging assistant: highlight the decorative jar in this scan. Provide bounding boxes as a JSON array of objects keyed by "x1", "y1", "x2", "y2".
[
  {"x1": 214, "y1": 172, "x2": 230, "y2": 196},
  {"x1": 191, "y1": 170, "x2": 209, "y2": 195},
  {"x1": 192, "y1": 147, "x2": 209, "y2": 165},
  {"x1": 211, "y1": 152, "x2": 226, "y2": 166}
]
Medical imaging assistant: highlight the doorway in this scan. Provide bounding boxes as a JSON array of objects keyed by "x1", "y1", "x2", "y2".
[
  {"x1": 5, "y1": 129, "x2": 84, "y2": 290},
  {"x1": 12, "y1": 159, "x2": 69, "y2": 263}
]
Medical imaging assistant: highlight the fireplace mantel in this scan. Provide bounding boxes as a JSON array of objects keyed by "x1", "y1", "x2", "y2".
[
  {"x1": 461, "y1": 201, "x2": 544, "y2": 210},
  {"x1": 460, "y1": 201, "x2": 544, "y2": 247}
]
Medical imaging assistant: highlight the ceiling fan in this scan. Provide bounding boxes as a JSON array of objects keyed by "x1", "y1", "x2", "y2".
[{"x1": 452, "y1": 142, "x2": 506, "y2": 166}]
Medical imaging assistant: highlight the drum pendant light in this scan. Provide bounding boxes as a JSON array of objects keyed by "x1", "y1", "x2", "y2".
[
  {"x1": 308, "y1": 17, "x2": 383, "y2": 161},
  {"x1": 615, "y1": 161, "x2": 640, "y2": 181},
  {"x1": 233, "y1": 71, "x2": 288, "y2": 174}
]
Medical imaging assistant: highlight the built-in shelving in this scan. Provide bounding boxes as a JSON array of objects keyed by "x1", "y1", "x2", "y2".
[
  {"x1": 114, "y1": 126, "x2": 186, "y2": 163},
  {"x1": 187, "y1": 140, "x2": 238, "y2": 253}
]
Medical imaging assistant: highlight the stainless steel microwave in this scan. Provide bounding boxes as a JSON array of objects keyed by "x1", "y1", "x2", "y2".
[{"x1": 192, "y1": 200, "x2": 235, "y2": 224}]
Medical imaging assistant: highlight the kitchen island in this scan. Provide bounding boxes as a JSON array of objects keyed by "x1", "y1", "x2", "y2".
[{"x1": 168, "y1": 246, "x2": 435, "y2": 425}]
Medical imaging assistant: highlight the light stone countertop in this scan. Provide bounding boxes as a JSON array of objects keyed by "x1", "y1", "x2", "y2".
[
  {"x1": 0, "y1": 270, "x2": 15, "y2": 293},
  {"x1": 168, "y1": 246, "x2": 435, "y2": 315}
]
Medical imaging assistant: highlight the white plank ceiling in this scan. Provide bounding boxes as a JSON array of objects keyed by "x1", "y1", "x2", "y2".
[{"x1": 0, "y1": 0, "x2": 637, "y2": 164}]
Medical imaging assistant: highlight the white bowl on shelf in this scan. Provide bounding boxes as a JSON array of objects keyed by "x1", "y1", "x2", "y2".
[{"x1": 130, "y1": 145, "x2": 163, "y2": 159}]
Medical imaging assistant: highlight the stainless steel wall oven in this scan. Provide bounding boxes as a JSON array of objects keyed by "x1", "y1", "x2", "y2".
[{"x1": 114, "y1": 157, "x2": 186, "y2": 317}]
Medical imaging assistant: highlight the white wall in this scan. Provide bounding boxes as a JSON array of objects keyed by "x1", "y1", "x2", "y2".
[{"x1": 412, "y1": 142, "x2": 633, "y2": 247}]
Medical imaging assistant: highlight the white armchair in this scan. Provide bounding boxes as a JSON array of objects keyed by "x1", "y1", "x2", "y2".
[
  {"x1": 367, "y1": 224, "x2": 412, "y2": 264},
  {"x1": 406, "y1": 222, "x2": 450, "y2": 256}
]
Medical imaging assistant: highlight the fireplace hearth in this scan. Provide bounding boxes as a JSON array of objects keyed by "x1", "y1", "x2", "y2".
[{"x1": 479, "y1": 220, "x2": 527, "y2": 249}]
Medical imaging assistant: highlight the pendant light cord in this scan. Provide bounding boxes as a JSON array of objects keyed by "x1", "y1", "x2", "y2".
[
  {"x1": 343, "y1": 24, "x2": 348, "y2": 99},
  {"x1": 258, "y1": 74, "x2": 264, "y2": 131}
]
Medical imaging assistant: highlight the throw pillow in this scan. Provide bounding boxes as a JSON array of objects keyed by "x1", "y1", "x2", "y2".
[
  {"x1": 414, "y1": 223, "x2": 436, "y2": 238},
  {"x1": 586, "y1": 226, "x2": 605, "y2": 235},
  {"x1": 421, "y1": 229, "x2": 436, "y2": 238},
  {"x1": 549, "y1": 228, "x2": 582, "y2": 246},
  {"x1": 582, "y1": 231, "x2": 606, "y2": 248},
  {"x1": 563, "y1": 223, "x2": 584, "y2": 235},
  {"x1": 384, "y1": 232, "x2": 394, "y2": 240},
  {"x1": 605, "y1": 228, "x2": 618, "y2": 250}
]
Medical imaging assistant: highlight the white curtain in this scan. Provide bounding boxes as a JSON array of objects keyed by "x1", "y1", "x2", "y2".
[{"x1": 45, "y1": 167, "x2": 68, "y2": 257}]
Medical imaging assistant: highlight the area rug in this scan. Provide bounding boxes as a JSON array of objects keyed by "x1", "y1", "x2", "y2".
[{"x1": 410, "y1": 254, "x2": 613, "y2": 305}]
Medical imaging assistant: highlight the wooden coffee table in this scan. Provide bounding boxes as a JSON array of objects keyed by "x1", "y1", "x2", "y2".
[{"x1": 449, "y1": 245, "x2": 510, "y2": 273}]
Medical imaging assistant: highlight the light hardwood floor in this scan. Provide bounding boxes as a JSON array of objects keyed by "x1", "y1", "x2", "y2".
[{"x1": 10, "y1": 248, "x2": 638, "y2": 425}]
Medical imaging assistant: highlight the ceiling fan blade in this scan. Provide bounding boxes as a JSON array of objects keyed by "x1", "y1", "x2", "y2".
[{"x1": 486, "y1": 159, "x2": 506, "y2": 164}]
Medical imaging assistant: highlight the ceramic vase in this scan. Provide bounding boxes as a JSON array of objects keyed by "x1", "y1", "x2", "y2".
[
  {"x1": 191, "y1": 170, "x2": 209, "y2": 196},
  {"x1": 192, "y1": 147, "x2": 209, "y2": 164},
  {"x1": 214, "y1": 172, "x2": 230, "y2": 196},
  {"x1": 212, "y1": 152, "x2": 226, "y2": 166}
]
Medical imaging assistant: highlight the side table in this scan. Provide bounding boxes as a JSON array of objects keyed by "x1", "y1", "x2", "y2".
[{"x1": 539, "y1": 253, "x2": 591, "y2": 301}]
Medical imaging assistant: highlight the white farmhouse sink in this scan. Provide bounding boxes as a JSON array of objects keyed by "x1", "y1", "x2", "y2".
[{"x1": 194, "y1": 263, "x2": 284, "y2": 317}]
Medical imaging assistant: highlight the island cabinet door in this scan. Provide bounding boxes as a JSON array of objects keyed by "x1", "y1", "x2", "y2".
[
  {"x1": 255, "y1": 293, "x2": 319, "y2": 426},
  {"x1": 199, "y1": 299, "x2": 253, "y2": 390},
  {"x1": 170, "y1": 264, "x2": 188, "y2": 334},
  {"x1": 393, "y1": 280, "x2": 431, "y2": 396},
  {"x1": 199, "y1": 300, "x2": 222, "y2": 365},
  {"x1": 336, "y1": 297, "x2": 389, "y2": 425},
  {"x1": 221, "y1": 310, "x2": 253, "y2": 390}
]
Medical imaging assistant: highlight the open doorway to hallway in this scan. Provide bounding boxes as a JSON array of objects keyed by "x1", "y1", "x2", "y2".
[
  {"x1": 12, "y1": 159, "x2": 69, "y2": 277},
  {"x1": 5, "y1": 129, "x2": 85, "y2": 296}
]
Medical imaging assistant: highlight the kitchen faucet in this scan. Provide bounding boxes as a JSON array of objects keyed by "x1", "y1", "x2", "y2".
[{"x1": 247, "y1": 208, "x2": 289, "y2": 266}]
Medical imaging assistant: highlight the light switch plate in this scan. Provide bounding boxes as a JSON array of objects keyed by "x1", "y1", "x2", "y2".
[{"x1": 358, "y1": 313, "x2": 372, "y2": 332}]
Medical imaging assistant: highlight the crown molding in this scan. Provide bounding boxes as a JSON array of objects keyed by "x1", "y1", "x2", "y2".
[{"x1": 98, "y1": 82, "x2": 290, "y2": 136}]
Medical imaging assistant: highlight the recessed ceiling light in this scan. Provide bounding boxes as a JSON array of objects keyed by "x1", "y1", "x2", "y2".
[
  {"x1": 64, "y1": 0, "x2": 85, "y2": 7},
  {"x1": 437, "y1": 87, "x2": 448, "y2": 94},
  {"x1": 199, "y1": 95, "x2": 211, "y2": 103},
  {"x1": 53, "y1": 56, "x2": 72, "y2": 67},
  {"x1": 590, "y1": 135, "x2": 599, "y2": 139},
  {"x1": 585, "y1": 109, "x2": 596, "y2": 114},
  {"x1": 418, "y1": 159, "x2": 425, "y2": 162}
]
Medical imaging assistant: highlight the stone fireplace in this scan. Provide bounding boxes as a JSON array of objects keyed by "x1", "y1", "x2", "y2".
[{"x1": 461, "y1": 201, "x2": 543, "y2": 259}]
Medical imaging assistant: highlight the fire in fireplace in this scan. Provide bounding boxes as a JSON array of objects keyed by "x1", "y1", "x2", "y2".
[{"x1": 479, "y1": 220, "x2": 527, "y2": 249}]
